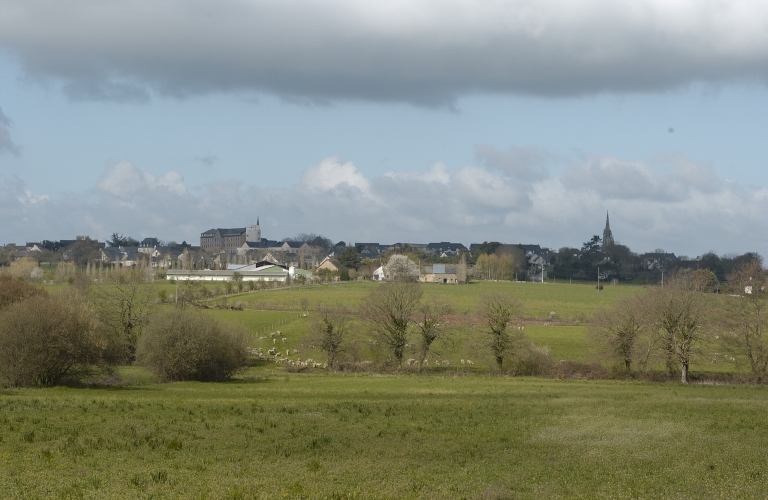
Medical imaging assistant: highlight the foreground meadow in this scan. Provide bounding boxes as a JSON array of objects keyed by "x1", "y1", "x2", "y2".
[{"x1": 2, "y1": 369, "x2": 767, "y2": 499}]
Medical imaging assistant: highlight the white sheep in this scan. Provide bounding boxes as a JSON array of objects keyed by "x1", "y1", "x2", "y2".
[
  {"x1": 281, "y1": 338, "x2": 287, "y2": 343},
  {"x1": 461, "y1": 359, "x2": 465, "y2": 365},
  {"x1": 292, "y1": 349, "x2": 299, "y2": 354},
  {"x1": 442, "y1": 360, "x2": 450, "y2": 366},
  {"x1": 466, "y1": 360, "x2": 474, "y2": 365},
  {"x1": 268, "y1": 348, "x2": 277, "y2": 355},
  {"x1": 270, "y1": 332, "x2": 276, "y2": 338},
  {"x1": 273, "y1": 339, "x2": 276, "y2": 344}
]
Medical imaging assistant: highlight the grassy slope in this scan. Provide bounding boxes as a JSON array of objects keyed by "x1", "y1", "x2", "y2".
[
  {"x1": 2, "y1": 370, "x2": 767, "y2": 499},
  {"x1": 198, "y1": 282, "x2": 741, "y2": 374},
  {"x1": 217, "y1": 281, "x2": 640, "y2": 321}
]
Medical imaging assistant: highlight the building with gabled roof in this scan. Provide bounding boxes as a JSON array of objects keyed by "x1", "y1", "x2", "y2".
[
  {"x1": 420, "y1": 264, "x2": 460, "y2": 284},
  {"x1": 316, "y1": 256, "x2": 347, "y2": 273},
  {"x1": 167, "y1": 262, "x2": 290, "y2": 282}
]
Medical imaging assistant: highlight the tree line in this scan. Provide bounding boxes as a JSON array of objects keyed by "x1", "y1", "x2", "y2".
[
  {"x1": 1, "y1": 255, "x2": 765, "y2": 386},
  {"x1": 591, "y1": 258, "x2": 766, "y2": 383}
]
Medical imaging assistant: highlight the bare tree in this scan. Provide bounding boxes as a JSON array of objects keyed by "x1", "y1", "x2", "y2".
[
  {"x1": 360, "y1": 281, "x2": 423, "y2": 365},
  {"x1": 414, "y1": 300, "x2": 453, "y2": 366},
  {"x1": 648, "y1": 274, "x2": 709, "y2": 383},
  {"x1": 93, "y1": 268, "x2": 155, "y2": 363},
  {"x1": 721, "y1": 257, "x2": 768, "y2": 381},
  {"x1": 311, "y1": 310, "x2": 348, "y2": 369},
  {"x1": 591, "y1": 293, "x2": 649, "y2": 373},
  {"x1": 477, "y1": 293, "x2": 524, "y2": 370}
]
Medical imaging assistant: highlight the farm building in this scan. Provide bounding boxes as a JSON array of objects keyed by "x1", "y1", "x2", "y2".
[
  {"x1": 167, "y1": 263, "x2": 290, "y2": 282},
  {"x1": 316, "y1": 256, "x2": 347, "y2": 273},
  {"x1": 420, "y1": 264, "x2": 459, "y2": 284}
]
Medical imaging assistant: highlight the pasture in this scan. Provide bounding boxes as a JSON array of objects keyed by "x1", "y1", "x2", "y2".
[
  {"x1": 2, "y1": 371, "x2": 767, "y2": 499},
  {"x1": 204, "y1": 280, "x2": 639, "y2": 321},
  {"x1": 2, "y1": 279, "x2": 759, "y2": 498},
  {"x1": 199, "y1": 281, "x2": 741, "y2": 374}
]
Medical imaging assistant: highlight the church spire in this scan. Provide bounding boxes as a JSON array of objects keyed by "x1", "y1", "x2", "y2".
[{"x1": 602, "y1": 211, "x2": 614, "y2": 251}]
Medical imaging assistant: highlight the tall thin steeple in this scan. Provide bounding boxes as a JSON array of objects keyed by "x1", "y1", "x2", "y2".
[{"x1": 602, "y1": 211, "x2": 615, "y2": 251}]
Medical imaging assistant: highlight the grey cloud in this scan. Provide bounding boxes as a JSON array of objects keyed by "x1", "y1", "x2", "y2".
[
  {"x1": 562, "y1": 157, "x2": 686, "y2": 202},
  {"x1": 475, "y1": 145, "x2": 550, "y2": 181},
  {"x1": 196, "y1": 154, "x2": 219, "y2": 168},
  {"x1": 62, "y1": 80, "x2": 151, "y2": 104},
  {"x1": 0, "y1": 107, "x2": 21, "y2": 155},
  {"x1": 1, "y1": 1, "x2": 766, "y2": 105}
]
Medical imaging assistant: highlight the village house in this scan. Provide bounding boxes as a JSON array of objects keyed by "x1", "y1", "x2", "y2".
[{"x1": 420, "y1": 264, "x2": 460, "y2": 284}]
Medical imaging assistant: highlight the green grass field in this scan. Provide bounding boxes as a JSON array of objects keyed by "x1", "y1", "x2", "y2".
[
  {"x1": 211, "y1": 281, "x2": 640, "y2": 321},
  {"x1": 6, "y1": 279, "x2": 758, "y2": 498},
  {"x1": 2, "y1": 369, "x2": 767, "y2": 499}
]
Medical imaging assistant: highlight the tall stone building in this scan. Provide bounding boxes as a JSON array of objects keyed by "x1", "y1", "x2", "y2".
[
  {"x1": 602, "y1": 211, "x2": 615, "y2": 251},
  {"x1": 200, "y1": 218, "x2": 261, "y2": 251}
]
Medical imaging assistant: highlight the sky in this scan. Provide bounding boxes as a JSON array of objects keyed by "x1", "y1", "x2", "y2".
[{"x1": 0, "y1": 0, "x2": 767, "y2": 257}]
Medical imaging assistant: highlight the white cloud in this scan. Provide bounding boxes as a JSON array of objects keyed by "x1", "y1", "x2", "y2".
[
  {"x1": 96, "y1": 160, "x2": 188, "y2": 200},
  {"x1": 1, "y1": 154, "x2": 766, "y2": 256},
  {"x1": 385, "y1": 162, "x2": 451, "y2": 185},
  {"x1": 301, "y1": 157, "x2": 371, "y2": 194},
  {"x1": 1, "y1": 1, "x2": 766, "y2": 104}
]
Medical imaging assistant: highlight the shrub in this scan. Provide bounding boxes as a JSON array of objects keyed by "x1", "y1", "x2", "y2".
[
  {"x1": 514, "y1": 343, "x2": 554, "y2": 376},
  {"x1": 8, "y1": 256, "x2": 39, "y2": 279},
  {"x1": 136, "y1": 310, "x2": 248, "y2": 382},
  {"x1": 0, "y1": 292, "x2": 104, "y2": 387},
  {"x1": 0, "y1": 274, "x2": 46, "y2": 309}
]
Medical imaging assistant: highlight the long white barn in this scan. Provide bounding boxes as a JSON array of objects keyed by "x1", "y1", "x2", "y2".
[{"x1": 167, "y1": 263, "x2": 289, "y2": 282}]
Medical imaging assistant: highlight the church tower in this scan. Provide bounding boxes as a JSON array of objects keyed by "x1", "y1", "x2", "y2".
[
  {"x1": 246, "y1": 216, "x2": 261, "y2": 244},
  {"x1": 602, "y1": 211, "x2": 614, "y2": 251}
]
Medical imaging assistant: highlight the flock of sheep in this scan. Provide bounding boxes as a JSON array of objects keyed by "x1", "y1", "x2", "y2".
[
  {"x1": 249, "y1": 331, "x2": 326, "y2": 368},
  {"x1": 250, "y1": 330, "x2": 474, "y2": 369},
  {"x1": 404, "y1": 358, "x2": 474, "y2": 366}
]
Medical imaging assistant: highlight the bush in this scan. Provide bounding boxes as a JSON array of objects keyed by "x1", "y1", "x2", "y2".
[
  {"x1": 0, "y1": 274, "x2": 46, "y2": 309},
  {"x1": 0, "y1": 292, "x2": 104, "y2": 387},
  {"x1": 136, "y1": 310, "x2": 248, "y2": 382},
  {"x1": 514, "y1": 343, "x2": 554, "y2": 376}
]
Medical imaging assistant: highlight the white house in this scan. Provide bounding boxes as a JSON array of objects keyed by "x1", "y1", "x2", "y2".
[{"x1": 373, "y1": 265, "x2": 387, "y2": 281}]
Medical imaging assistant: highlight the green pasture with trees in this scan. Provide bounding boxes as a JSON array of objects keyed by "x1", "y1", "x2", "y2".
[{"x1": 1, "y1": 256, "x2": 767, "y2": 498}]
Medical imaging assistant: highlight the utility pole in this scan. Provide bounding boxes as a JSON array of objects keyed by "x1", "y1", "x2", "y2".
[{"x1": 597, "y1": 267, "x2": 600, "y2": 292}]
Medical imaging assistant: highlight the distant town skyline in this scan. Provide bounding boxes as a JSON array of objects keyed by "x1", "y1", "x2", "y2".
[{"x1": 1, "y1": 1, "x2": 766, "y2": 256}]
